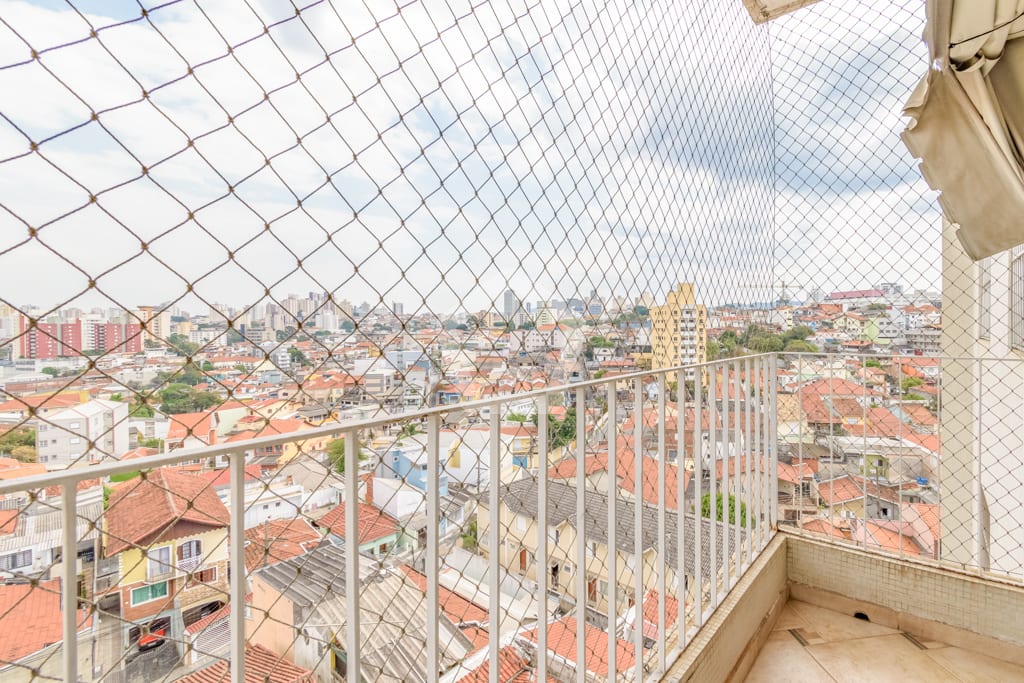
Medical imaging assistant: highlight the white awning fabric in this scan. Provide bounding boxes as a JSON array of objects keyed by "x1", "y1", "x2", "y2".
[{"x1": 902, "y1": 0, "x2": 1024, "y2": 260}]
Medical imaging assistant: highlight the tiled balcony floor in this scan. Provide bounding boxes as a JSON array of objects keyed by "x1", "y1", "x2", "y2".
[{"x1": 744, "y1": 600, "x2": 1024, "y2": 683}]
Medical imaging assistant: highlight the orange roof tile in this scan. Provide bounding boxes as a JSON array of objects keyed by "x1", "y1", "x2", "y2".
[
  {"x1": 0, "y1": 579, "x2": 91, "y2": 662},
  {"x1": 244, "y1": 518, "x2": 323, "y2": 572},
  {"x1": 521, "y1": 617, "x2": 635, "y2": 678},
  {"x1": 456, "y1": 645, "x2": 555, "y2": 683},
  {"x1": 104, "y1": 467, "x2": 230, "y2": 556},
  {"x1": 176, "y1": 643, "x2": 314, "y2": 683},
  {"x1": 400, "y1": 566, "x2": 488, "y2": 625},
  {"x1": 316, "y1": 502, "x2": 399, "y2": 544}
]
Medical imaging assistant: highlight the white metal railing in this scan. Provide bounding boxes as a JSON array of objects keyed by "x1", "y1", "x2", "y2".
[
  {"x1": 0, "y1": 356, "x2": 779, "y2": 683},
  {"x1": 11, "y1": 350, "x2": 1022, "y2": 680},
  {"x1": 777, "y1": 352, "x2": 1024, "y2": 587}
]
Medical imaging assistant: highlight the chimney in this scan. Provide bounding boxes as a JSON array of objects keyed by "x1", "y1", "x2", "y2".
[
  {"x1": 361, "y1": 472, "x2": 373, "y2": 505},
  {"x1": 208, "y1": 428, "x2": 217, "y2": 446}
]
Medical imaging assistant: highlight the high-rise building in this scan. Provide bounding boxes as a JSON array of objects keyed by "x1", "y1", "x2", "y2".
[
  {"x1": 18, "y1": 317, "x2": 59, "y2": 360},
  {"x1": 134, "y1": 306, "x2": 171, "y2": 345},
  {"x1": 650, "y1": 283, "x2": 707, "y2": 379},
  {"x1": 503, "y1": 289, "x2": 521, "y2": 318}
]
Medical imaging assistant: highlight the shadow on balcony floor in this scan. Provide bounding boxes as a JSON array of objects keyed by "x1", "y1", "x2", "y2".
[{"x1": 745, "y1": 599, "x2": 1024, "y2": 682}]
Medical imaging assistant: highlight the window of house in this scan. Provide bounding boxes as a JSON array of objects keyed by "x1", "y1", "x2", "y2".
[
  {"x1": 69, "y1": 422, "x2": 79, "y2": 429},
  {"x1": 177, "y1": 539, "x2": 202, "y2": 561},
  {"x1": 131, "y1": 581, "x2": 168, "y2": 606},
  {"x1": 187, "y1": 567, "x2": 217, "y2": 588},
  {"x1": 69, "y1": 437, "x2": 80, "y2": 444},
  {"x1": 516, "y1": 515, "x2": 528, "y2": 532},
  {"x1": 147, "y1": 546, "x2": 172, "y2": 578},
  {"x1": 0, "y1": 550, "x2": 31, "y2": 570}
]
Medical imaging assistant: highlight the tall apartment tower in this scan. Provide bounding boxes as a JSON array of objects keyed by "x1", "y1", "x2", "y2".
[
  {"x1": 650, "y1": 283, "x2": 707, "y2": 378},
  {"x1": 134, "y1": 306, "x2": 170, "y2": 346}
]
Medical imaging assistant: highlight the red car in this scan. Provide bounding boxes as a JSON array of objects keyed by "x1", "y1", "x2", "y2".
[{"x1": 137, "y1": 625, "x2": 167, "y2": 651}]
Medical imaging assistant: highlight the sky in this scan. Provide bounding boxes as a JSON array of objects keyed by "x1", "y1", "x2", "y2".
[{"x1": 0, "y1": 0, "x2": 937, "y2": 319}]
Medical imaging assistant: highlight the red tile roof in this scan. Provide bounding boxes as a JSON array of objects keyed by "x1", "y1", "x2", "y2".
[
  {"x1": 0, "y1": 509, "x2": 17, "y2": 535},
  {"x1": 816, "y1": 475, "x2": 917, "y2": 506},
  {"x1": 316, "y1": 502, "x2": 399, "y2": 544},
  {"x1": 521, "y1": 617, "x2": 635, "y2": 678},
  {"x1": 175, "y1": 643, "x2": 314, "y2": 683},
  {"x1": 456, "y1": 644, "x2": 555, "y2": 683},
  {"x1": 184, "y1": 602, "x2": 229, "y2": 636},
  {"x1": 244, "y1": 518, "x2": 323, "y2": 572},
  {"x1": 399, "y1": 566, "x2": 488, "y2": 625},
  {"x1": 104, "y1": 467, "x2": 231, "y2": 556},
  {"x1": 196, "y1": 465, "x2": 263, "y2": 488},
  {"x1": 0, "y1": 579, "x2": 92, "y2": 662}
]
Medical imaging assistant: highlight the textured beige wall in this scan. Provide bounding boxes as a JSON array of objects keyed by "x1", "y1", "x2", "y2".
[{"x1": 787, "y1": 534, "x2": 1024, "y2": 647}]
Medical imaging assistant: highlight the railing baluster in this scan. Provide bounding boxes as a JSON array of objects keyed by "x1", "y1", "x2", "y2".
[
  {"x1": 229, "y1": 451, "x2": 246, "y2": 683},
  {"x1": 709, "y1": 363, "x2": 718, "y2": 611},
  {"x1": 61, "y1": 483, "x2": 78, "y2": 683},
  {"x1": 345, "y1": 430, "x2": 361, "y2": 683},
  {"x1": 575, "y1": 386, "x2": 587, "y2": 683},
  {"x1": 489, "y1": 409, "x2": 501, "y2": 683},
  {"x1": 537, "y1": 394, "x2": 549, "y2": 683},
  {"x1": 657, "y1": 371, "x2": 667, "y2": 671},
  {"x1": 754, "y1": 356, "x2": 763, "y2": 551},
  {"x1": 607, "y1": 382, "x2": 617, "y2": 678},
  {"x1": 693, "y1": 365, "x2": 703, "y2": 627},
  {"x1": 676, "y1": 368, "x2": 687, "y2": 647},
  {"x1": 426, "y1": 414, "x2": 440, "y2": 683},
  {"x1": 633, "y1": 377, "x2": 644, "y2": 682},
  {"x1": 796, "y1": 352, "x2": 804, "y2": 546},
  {"x1": 769, "y1": 355, "x2": 779, "y2": 531},
  {"x1": 722, "y1": 361, "x2": 731, "y2": 594},
  {"x1": 896, "y1": 358, "x2": 905, "y2": 560},
  {"x1": 734, "y1": 359, "x2": 742, "y2": 573},
  {"x1": 749, "y1": 356, "x2": 757, "y2": 565}
]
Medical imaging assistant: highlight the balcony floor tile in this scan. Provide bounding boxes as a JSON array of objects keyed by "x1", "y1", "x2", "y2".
[{"x1": 745, "y1": 601, "x2": 1024, "y2": 683}]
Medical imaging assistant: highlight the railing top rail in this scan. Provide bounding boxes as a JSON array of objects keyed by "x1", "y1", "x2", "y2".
[{"x1": 0, "y1": 355, "x2": 775, "y2": 495}]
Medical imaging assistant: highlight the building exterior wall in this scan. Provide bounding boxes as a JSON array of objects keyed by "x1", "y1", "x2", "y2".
[
  {"x1": 650, "y1": 283, "x2": 707, "y2": 379},
  {"x1": 113, "y1": 526, "x2": 229, "y2": 623}
]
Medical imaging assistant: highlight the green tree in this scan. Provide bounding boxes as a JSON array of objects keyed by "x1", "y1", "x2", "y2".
[
  {"x1": 748, "y1": 334, "x2": 784, "y2": 353},
  {"x1": 139, "y1": 437, "x2": 163, "y2": 450},
  {"x1": 288, "y1": 347, "x2": 310, "y2": 367},
  {"x1": 158, "y1": 384, "x2": 220, "y2": 414},
  {"x1": 865, "y1": 358, "x2": 882, "y2": 368},
  {"x1": 506, "y1": 412, "x2": 528, "y2": 423},
  {"x1": 518, "y1": 321, "x2": 535, "y2": 330},
  {"x1": 701, "y1": 492, "x2": 751, "y2": 528},
  {"x1": 201, "y1": 361, "x2": 215, "y2": 372},
  {"x1": 783, "y1": 339, "x2": 817, "y2": 353},
  {"x1": 706, "y1": 339, "x2": 720, "y2": 361},
  {"x1": 41, "y1": 367, "x2": 58, "y2": 377},
  {"x1": 460, "y1": 518, "x2": 478, "y2": 550},
  {"x1": 109, "y1": 392, "x2": 124, "y2": 402},
  {"x1": 901, "y1": 376, "x2": 924, "y2": 393},
  {"x1": 10, "y1": 445, "x2": 36, "y2": 462},
  {"x1": 0, "y1": 427, "x2": 36, "y2": 454},
  {"x1": 327, "y1": 438, "x2": 367, "y2": 474},
  {"x1": 130, "y1": 398, "x2": 155, "y2": 417},
  {"x1": 167, "y1": 333, "x2": 199, "y2": 356}
]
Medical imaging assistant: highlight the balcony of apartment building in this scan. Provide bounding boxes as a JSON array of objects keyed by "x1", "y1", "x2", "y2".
[
  {"x1": 3, "y1": 0, "x2": 1024, "y2": 682},
  {"x1": 3, "y1": 350, "x2": 1024, "y2": 682}
]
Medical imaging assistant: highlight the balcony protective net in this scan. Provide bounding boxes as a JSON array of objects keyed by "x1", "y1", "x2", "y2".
[{"x1": 0, "y1": 0, "x2": 1001, "y2": 681}]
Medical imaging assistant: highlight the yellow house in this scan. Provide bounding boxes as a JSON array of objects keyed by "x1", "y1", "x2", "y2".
[
  {"x1": 225, "y1": 418, "x2": 328, "y2": 466},
  {"x1": 102, "y1": 468, "x2": 230, "y2": 633}
]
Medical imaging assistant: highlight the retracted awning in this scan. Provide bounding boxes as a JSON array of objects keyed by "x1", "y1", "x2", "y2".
[{"x1": 902, "y1": 0, "x2": 1024, "y2": 260}]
